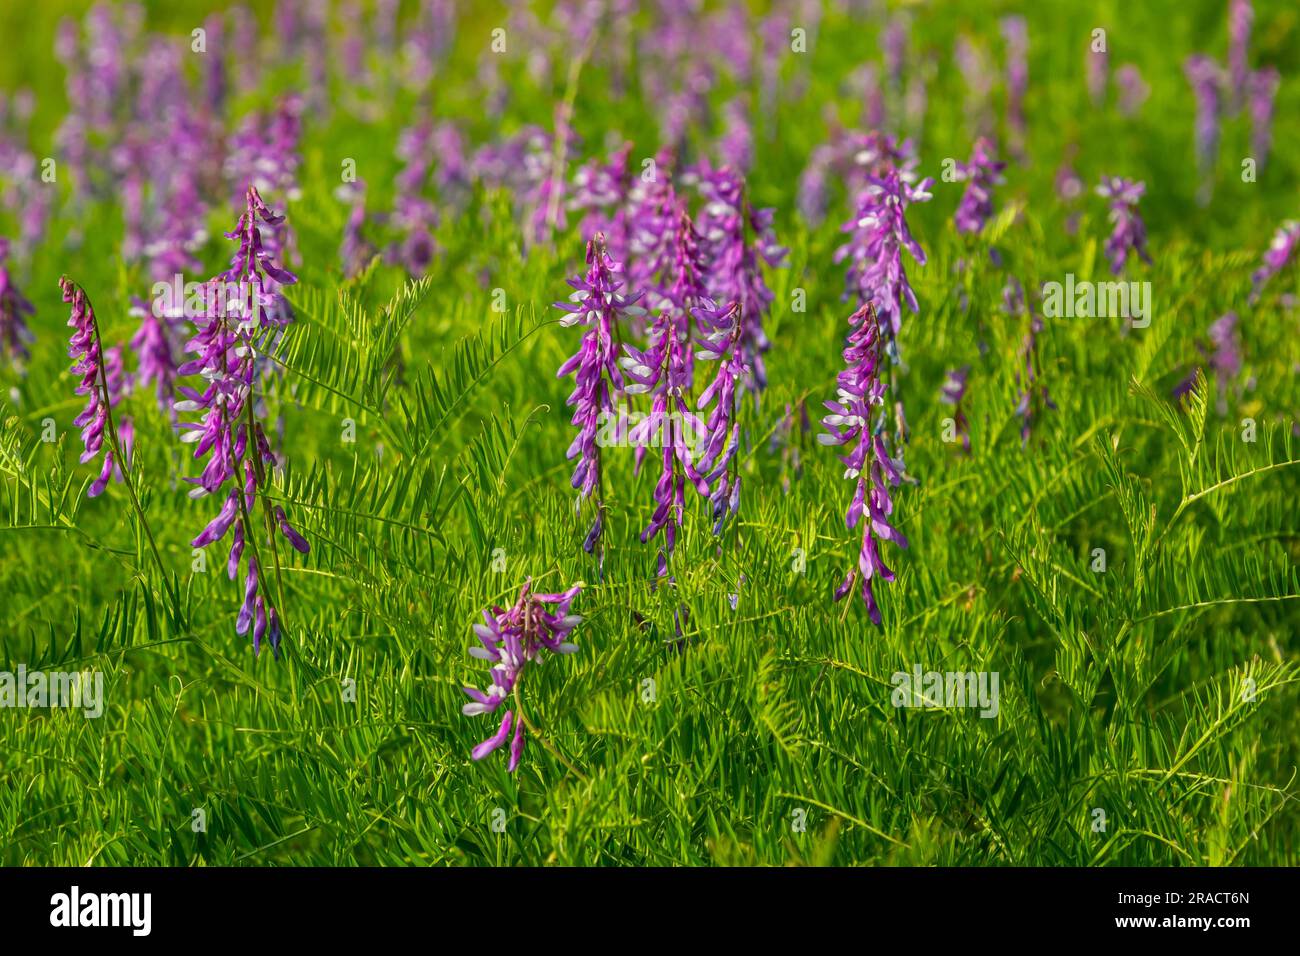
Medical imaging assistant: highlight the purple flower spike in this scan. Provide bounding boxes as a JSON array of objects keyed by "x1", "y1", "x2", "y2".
[
  {"x1": 1115, "y1": 64, "x2": 1149, "y2": 116},
  {"x1": 1247, "y1": 67, "x2": 1279, "y2": 172},
  {"x1": 1184, "y1": 55, "x2": 1223, "y2": 204},
  {"x1": 1001, "y1": 17, "x2": 1028, "y2": 160},
  {"x1": 0, "y1": 238, "x2": 34, "y2": 369},
  {"x1": 461, "y1": 580, "x2": 584, "y2": 772},
  {"x1": 690, "y1": 298, "x2": 747, "y2": 536},
  {"x1": 1250, "y1": 220, "x2": 1300, "y2": 303},
  {"x1": 692, "y1": 163, "x2": 786, "y2": 394},
  {"x1": 834, "y1": 166, "x2": 932, "y2": 343},
  {"x1": 61, "y1": 277, "x2": 126, "y2": 499},
  {"x1": 177, "y1": 187, "x2": 305, "y2": 656},
  {"x1": 1096, "y1": 177, "x2": 1152, "y2": 275},
  {"x1": 555, "y1": 233, "x2": 643, "y2": 558},
  {"x1": 953, "y1": 137, "x2": 1006, "y2": 236},
  {"x1": 819, "y1": 304, "x2": 908, "y2": 625},
  {"x1": 1228, "y1": 0, "x2": 1254, "y2": 111}
]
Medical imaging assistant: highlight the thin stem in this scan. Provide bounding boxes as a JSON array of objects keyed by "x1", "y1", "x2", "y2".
[
  {"x1": 77, "y1": 282, "x2": 178, "y2": 617},
  {"x1": 512, "y1": 680, "x2": 587, "y2": 782}
]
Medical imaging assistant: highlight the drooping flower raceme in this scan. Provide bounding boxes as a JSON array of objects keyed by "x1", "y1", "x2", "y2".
[
  {"x1": 1248, "y1": 67, "x2": 1280, "y2": 172},
  {"x1": 1228, "y1": 0, "x2": 1253, "y2": 111},
  {"x1": 62, "y1": 277, "x2": 125, "y2": 498},
  {"x1": 692, "y1": 163, "x2": 786, "y2": 395},
  {"x1": 1001, "y1": 16, "x2": 1028, "y2": 159},
  {"x1": 1250, "y1": 220, "x2": 1299, "y2": 303},
  {"x1": 1115, "y1": 64, "x2": 1150, "y2": 116},
  {"x1": 1184, "y1": 55, "x2": 1222, "y2": 203},
  {"x1": 819, "y1": 304, "x2": 908, "y2": 625},
  {"x1": 461, "y1": 580, "x2": 584, "y2": 772},
  {"x1": 691, "y1": 298, "x2": 746, "y2": 535},
  {"x1": 1096, "y1": 177, "x2": 1152, "y2": 275},
  {"x1": 176, "y1": 186, "x2": 309, "y2": 656},
  {"x1": 0, "y1": 238, "x2": 34, "y2": 369},
  {"x1": 953, "y1": 137, "x2": 1006, "y2": 236},
  {"x1": 555, "y1": 234, "x2": 642, "y2": 557},
  {"x1": 621, "y1": 209, "x2": 707, "y2": 576},
  {"x1": 1207, "y1": 310, "x2": 1243, "y2": 416},
  {"x1": 834, "y1": 166, "x2": 933, "y2": 344}
]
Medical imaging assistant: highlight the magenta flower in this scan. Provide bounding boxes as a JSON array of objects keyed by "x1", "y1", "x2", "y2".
[
  {"x1": 1096, "y1": 177, "x2": 1152, "y2": 275},
  {"x1": 1228, "y1": 0, "x2": 1254, "y2": 111},
  {"x1": 555, "y1": 234, "x2": 643, "y2": 557},
  {"x1": 1250, "y1": 220, "x2": 1300, "y2": 303},
  {"x1": 1001, "y1": 17, "x2": 1028, "y2": 159},
  {"x1": 690, "y1": 298, "x2": 746, "y2": 535},
  {"x1": 953, "y1": 137, "x2": 1006, "y2": 236},
  {"x1": 176, "y1": 187, "x2": 307, "y2": 656},
  {"x1": 1184, "y1": 55, "x2": 1223, "y2": 203},
  {"x1": 621, "y1": 210, "x2": 707, "y2": 576},
  {"x1": 1247, "y1": 67, "x2": 1279, "y2": 172},
  {"x1": 461, "y1": 580, "x2": 584, "y2": 772},
  {"x1": 0, "y1": 238, "x2": 34, "y2": 369},
  {"x1": 834, "y1": 166, "x2": 933, "y2": 342},
  {"x1": 692, "y1": 163, "x2": 787, "y2": 393},
  {"x1": 1115, "y1": 64, "x2": 1149, "y2": 116},
  {"x1": 61, "y1": 277, "x2": 125, "y2": 498},
  {"x1": 1086, "y1": 42, "x2": 1108, "y2": 107},
  {"x1": 819, "y1": 304, "x2": 908, "y2": 625}
]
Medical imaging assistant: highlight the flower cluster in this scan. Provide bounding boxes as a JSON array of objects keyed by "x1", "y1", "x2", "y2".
[
  {"x1": 1096, "y1": 177, "x2": 1152, "y2": 275},
  {"x1": 691, "y1": 298, "x2": 746, "y2": 535},
  {"x1": 0, "y1": 238, "x2": 34, "y2": 369},
  {"x1": 62, "y1": 277, "x2": 127, "y2": 498},
  {"x1": 555, "y1": 234, "x2": 642, "y2": 557},
  {"x1": 819, "y1": 304, "x2": 908, "y2": 624},
  {"x1": 953, "y1": 137, "x2": 1005, "y2": 236},
  {"x1": 176, "y1": 187, "x2": 308, "y2": 656},
  {"x1": 461, "y1": 580, "x2": 584, "y2": 772},
  {"x1": 834, "y1": 165, "x2": 933, "y2": 342},
  {"x1": 1184, "y1": 55, "x2": 1222, "y2": 203},
  {"x1": 692, "y1": 162, "x2": 786, "y2": 393},
  {"x1": 1249, "y1": 219, "x2": 1299, "y2": 303}
]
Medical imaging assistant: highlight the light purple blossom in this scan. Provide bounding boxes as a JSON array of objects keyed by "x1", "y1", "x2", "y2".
[
  {"x1": 940, "y1": 366, "x2": 971, "y2": 453},
  {"x1": 1001, "y1": 17, "x2": 1028, "y2": 160},
  {"x1": 1096, "y1": 177, "x2": 1152, "y2": 275},
  {"x1": 1184, "y1": 55, "x2": 1223, "y2": 203},
  {"x1": 0, "y1": 238, "x2": 34, "y2": 368},
  {"x1": 1248, "y1": 67, "x2": 1279, "y2": 171},
  {"x1": 62, "y1": 277, "x2": 123, "y2": 498},
  {"x1": 819, "y1": 304, "x2": 908, "y2": 624},
  {"x1": 1086, "y1": 42, "x2": 1108, "y2": 107},
  {"x1": 834, "y1": 166, "x2": 933, "y2": 342},
  {"x1": 1250, "y1": 220, "x2": 1300, "y2": 303},
  {"x1": 176, "y1": 187, "x2": 306, "y2": 656},
  {"x1": 461, "y1": 580, "x2": 583, "y2": 773},
  {"x1": 953, "y1": 137, "x2": 1006, "y2": 236},
  {"x1": 692, "y1": 163, "x2": 787, "y2": 393},
  {"x1": 1228, "y1": 0, "x2": 1253, "y2": 111},
  {"x1": 1115, "y1": 64, "x2": 1149, "y2": 116},
  {"x1": 555, "y1": 234, "x2": 642, "y2": 557},
  {"x1": 690, "y1": 298, "x2": 746, "y2": 535}
]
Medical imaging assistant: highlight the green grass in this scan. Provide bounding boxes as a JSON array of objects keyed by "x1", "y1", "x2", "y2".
[{"x1": 1, "y1": 0, "x2": 1299, "y2": 866}]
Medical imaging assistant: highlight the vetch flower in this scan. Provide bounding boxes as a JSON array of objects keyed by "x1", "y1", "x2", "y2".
[
  {"x1": 1001, "y1": 17, "x2": 1028, "y2": 159},
  {"x1": 939, "y1": 365, "x2": 971, "y2": 453},
  {"x1": 692, "y1": 162, "x2": 786, "y2": 394},
  {"x1": 461, "y1": 579, "x2": 584, "y2": 772},
  {"x1": 1115, "y1": 64, "x2": 1149, "y2": 116},
  {"x1": 0, "y1": 238, "x2": 34, "y2": 369},
  {"x1": 1228, "y1": 0, "x2": 1254, "y2": 111},
  {"x1": 1096, "y1": 176, "x2": 1152, "y2": 275},
  {"x1": 953, "y1": 137, "x2": 1006, "y2": 236},
  {"x1": 176, "y1": 186, "x2": 307, "y2": 656},
  {"x1": 1184, "y1": 55, "x2": 1222, "y2": 204},
  {"x1": 1247, "y1": 67, "x2": 1279, "y2": 172},
  {"x1": 834, "y1": 165, "x2": 932, "y2": 343},
  {"x1": 1250, "y1": 219, "x2": 1299, "y2": 303},
  {"x1": 690, "y1": 298, "x2": 746, "y2": 535},
  {"x1": 819, "y1": 304, "x2": 908, "y2": 624},
  {"x1": 555, "y1": 233, "x2": 643, "y2": 558}
]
